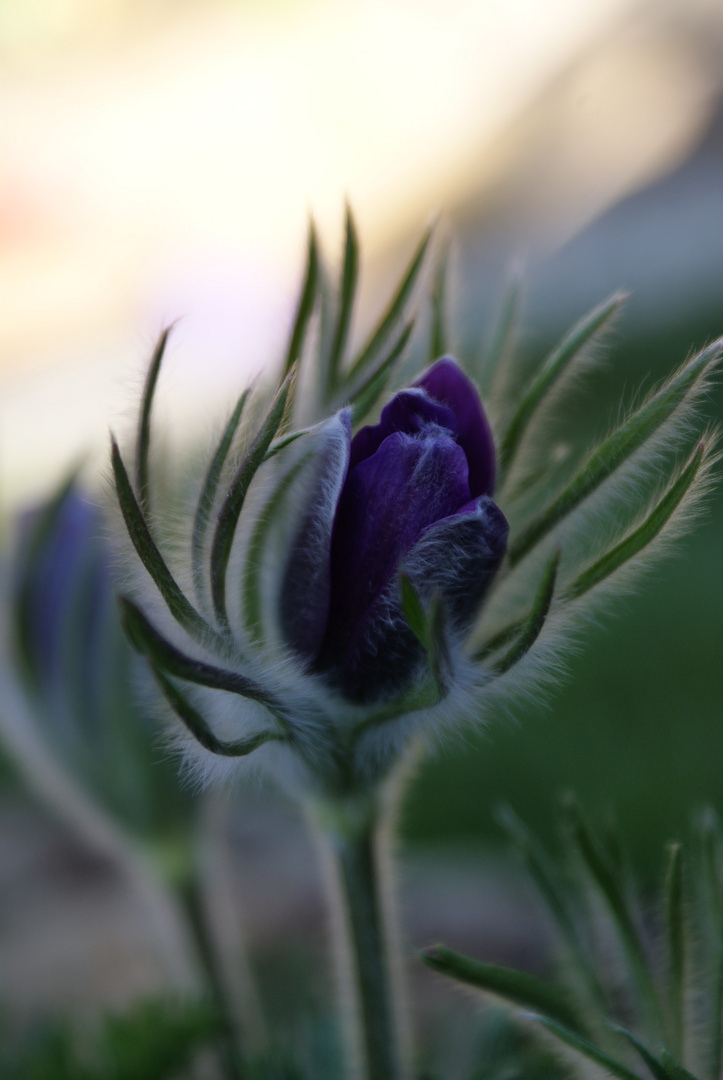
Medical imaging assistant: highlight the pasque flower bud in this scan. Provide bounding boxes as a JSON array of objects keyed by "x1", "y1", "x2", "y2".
[
  {"x1": 282, "y1": 359, "x2": 508, "y2": 704},
  {"x1": 111, "y1": 216, "x2": 721, "y2": 795}
]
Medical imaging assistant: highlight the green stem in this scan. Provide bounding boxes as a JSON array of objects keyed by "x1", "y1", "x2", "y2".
[{"x1": 318, "y1": 796, "x2": 407, "y2": 1080}]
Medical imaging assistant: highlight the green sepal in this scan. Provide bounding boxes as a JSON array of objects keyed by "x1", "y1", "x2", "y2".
[
  {"x1": 508, "y1": 338, "x2": 722, "y2": 567},
  {"x1": 399, "y1": 574, "x2": 451, "y2": 694},
  {"x1": 118, "y1": 596, "x2": 282, "y2": 718},
  {"x1": 210, "y1": 369, "x2": 295, "y2": 628},
  {"x1": 566, "y1": 441, "x2": 706, "y2": 600},
  {"x1": 283, "y1": 220, "x2": 319, "y2": 378},
  {"x1": 327, "y1": 203, "x2": 359, "y2": 396},
  {"x1": 400, "y1": 571, "x2": 428, "y2": 649},
  {"x1": 111, "y1": 438, "x2": 214, "y2": 644},
  {"x1": 491, "y1": 549, "x2": 559, "y2": 674},
  {"x1": 151, "y1": 665, "x2": 283, "y2": 758},
  {"x1": 347, "y1": 226, "x2": 432, "y2": 381},
  {"x1": 191, "y1": 388, "x2": 250, "y2": 600},
  {"x1": 242, "y1": 453, "x2": 311, "y2": 646},
  {"x1": 664, "y1": 843, "x2": 686, "y2": 1060},
  {"x1": 135, "y1": 325, "x2": 172, "y2": 517},
  {"x1": 420, "y1": 945, "x2": 581, "y2": 1031},
  {"x1": 498, "y1": 292, "x2": 625, "y2": 482},
  {"x1": 536, "y1": 1018, "x2": 644, "y2": 1080}
]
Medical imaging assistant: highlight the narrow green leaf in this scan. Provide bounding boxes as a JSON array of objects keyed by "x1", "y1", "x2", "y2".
[
  {"x1": 136, "y1": 326, "x2": 172, "y2": 517},
  {"x1": 484, "y1": 269, "x2": 522, "y2": 386},
  {"x1": 492, "y1": 549, "x2": 559, "y2": 674},
  {"x1": 613, "y1": 1027, "x2": 698, "y2": 1080},
  {"x1": 210, "y1": 370, "x2": 294, "y2": 628},
  {"x1": 496, "y1": 806, "x2": 607, "y2": 1013},
  {"x1": 151, "y1": 666, "x2": 283, "y2": 758},
  {"x1": 327, "y1": 204, "x2": 359, "y2": 395},
  {"x1": 119, "y1": 596, "x2": 292, "y2": 738},
  {"x1": 112, "y1": 438, "x2": 213, "y2": 643},
  {"x1": 191, "y1": 389, "x2": 250, "y2": 600},
  {"x1": 346, "y1": 319, "x2": 414, "y2": 408},
  {"x1": 498, "y1": 293, "x2": 625, "y2": 482},
  {"x1": 429, "y1": 248, "x2": 448, "y2": 363},
  {"x1": 399, "y1": 571, "x2": 428, "y2": 649},
  {"x1": 264, "y1": 426, "x2": 310, "y2": 460},
  {"x1": 537, "y1": 1018, "x2": 644, "y2": 1080},
  {"x1": 472, "y1": 618, "x2": 523, "y2": 662},
  {"x1": 565, "y1": 441, "x2": 706, "y2": 600},
  {"x1": 350, "y1": 366, "x2": 393, "y2": 428},
  {"x1": 242, "y1": 454, "x2": 310, "y2": 645},
  {"x1": 699, "y1": 810, "x2": 723, "y2": 1080},
  {"x1": 664, "y1": 843, "x2": 686, "y2": 1061},
  {"x1": 565, "y1": 798, "x2": 664, "y2": 1036},
  {"x1": 421, "y1": 945, "x2": 581, "y2": 1031},
  {"x1": 660, "y1": 1050, "x2": 699, "y2": 1080},
  {"x1": 347, "y1": 226, "x2": 432, "y2": 380},
  {"x1": 283, "y1": 221, "x2": 319, "y2": 377},
  {"x1": 508, "y1": 339, "x2": 722, "y2": 567}
]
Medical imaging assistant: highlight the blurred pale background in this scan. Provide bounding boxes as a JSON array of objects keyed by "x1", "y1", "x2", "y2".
[{"x1": 2, "y1": 0, "x2": 722, "y2": 508}]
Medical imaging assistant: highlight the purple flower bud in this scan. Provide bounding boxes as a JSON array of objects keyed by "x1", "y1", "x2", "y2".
[{"x1": 281, "y1": 358, "x2": 508, "y2": 704}]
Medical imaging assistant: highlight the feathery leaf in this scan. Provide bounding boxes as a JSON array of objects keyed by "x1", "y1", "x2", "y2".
[
  {"x1": 327, "y1": 204, "x2": 359, "y2": 395},
  {"x1": 136, "y1": 326, "x2": 172, "y2": 517},
  {"x1": 152, "y1": 666, "x2": 284, "y2": 758},
  {"x1": 347, "y1": 226, "x2": 432, "y2": 381},
  {"x1": 210, "y1": 370, "x2": 294, "y2": 628},
  {"x1": 284, "y1": 221, "x2": 319, "y2": 378},
  {"x1": 491, "y1": 549, "x2": 559, "y2": 673},
  {"x1": 508, "y1": 339, "x2": 723, "y2": 567},
  {"x1": 112, "y1": 438, "x2": 213, "y2": 643},
  {"x1": 565, "y1": 441, "x2": 707, "y2": 600},
  {"x1": 498, "y1": 292, "x2": 625, "y2": 483},
  {"x1": 420, "y1": 945, "x2": 581, "y2": 1030},
  {"x1": 191, "y1": 389, "x2": 250, "y2": 601}
]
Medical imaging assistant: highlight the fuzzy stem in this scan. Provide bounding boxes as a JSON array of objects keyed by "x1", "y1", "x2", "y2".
[{"x1": 316, "y1": 794, "x2": 408, "y2": 1080}]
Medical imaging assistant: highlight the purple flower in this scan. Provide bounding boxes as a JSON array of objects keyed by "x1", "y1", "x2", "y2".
[{"x1": 281, "y1": 358, "x2": 509, "y2": 704}]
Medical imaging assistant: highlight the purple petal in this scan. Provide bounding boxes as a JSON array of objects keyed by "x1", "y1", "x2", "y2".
[
  {"x1": 280, "y1": 410, "x2": 352, "y2": 661},
  {"x1": 316, "y1": 428, "x2": 470, "y2": 693},
  {"x1": 415, "y1": 358, "x2": 496, "y2": 496},
  {"x1": 318, "y1": 491, "x2": 508, "y2": 704},
  {"x1": 349, "y1": 389, "x2": 458, "y2": 470}
]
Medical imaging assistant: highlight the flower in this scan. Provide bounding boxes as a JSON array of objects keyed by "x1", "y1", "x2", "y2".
[
  {"x1": 110, "y1": 215, "x2": 721, "y2": 795},
  {"x1": 281, "y1": 358, "x2": 509, "y2": 704}
]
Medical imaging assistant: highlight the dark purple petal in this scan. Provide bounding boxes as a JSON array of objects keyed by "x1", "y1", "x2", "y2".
[
  {"x1": 317, "y1": 494, "x2": 508, "y2": 705},
  {"x1": 280, "y1": 410, "x2": 352, "y2": 661},
  {"x1": 316, "y1": 428, "x2": 471, "y2": 695},
  {"x1": 415, "y1": 357, "x2": 496, "y2": 496},
  {"x1": 349, "y1": 389, "x2": 458, "y2": 470}
]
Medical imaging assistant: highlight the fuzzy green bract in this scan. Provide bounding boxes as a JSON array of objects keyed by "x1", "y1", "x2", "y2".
[{"x1": 110, "y1": 210, "x2": 722, "y2": 801}]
